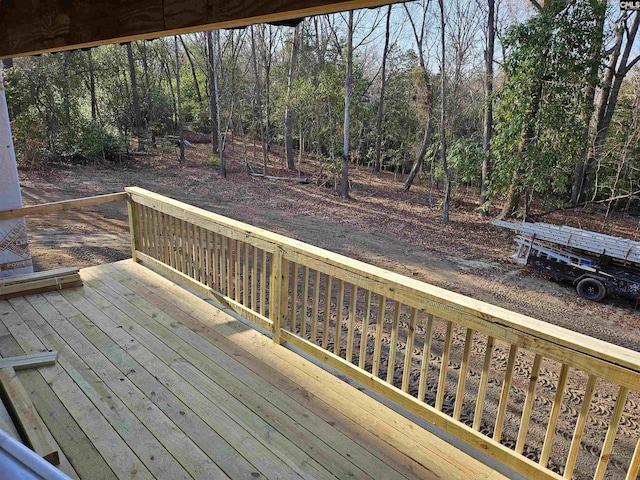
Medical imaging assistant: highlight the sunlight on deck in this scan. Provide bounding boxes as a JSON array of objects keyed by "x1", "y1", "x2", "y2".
[{"x1": 0, "y1": 260, "x2": 503, "y2": 480}]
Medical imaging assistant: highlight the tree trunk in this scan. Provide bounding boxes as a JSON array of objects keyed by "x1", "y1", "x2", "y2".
[
  {"x1": 174, "y1": 36, "x2": 185, "y2": 163},
  {"x1": 250, "y1": 26, "x2": 269, "y2": 175},
  {"x1": 572, "y1": 12, "x2": 639, "y2": 204},
  {"x1": 480, "y1": 0, "x2": 495, "y2": 216},
  {"x1": 126, "y1": 43, "x2": 143, "y2": 151},
  {"x1": 341, "y1": 11, "x2": 354, "y2": 199},
  {"x1": 284, "y1": 26, "x2": 299, "y2": 171},
  {"x1": 439, "y1": 0, "x2": 450, "y2": 223},
  {"x1": 206, "y1": 31, "x2": 220, "y2": 154},
  {"x1": 373, "y1": 5, "x2": 392, "y2": 173},
  {"x1": 180, "y1": 36, "x2": 203, "y2": 107},
  {"x1": 211, "y1": 31, "x2": 225, "y2": 178},
  {"x1": 403, "y1": 99, "x2": 433, "y2": 191},
  {"x1": 87, "y1": 50, "x2": 98, "y2": 121},
  {"x1": 142, "y1": 42, "x2": 154, "y2": 144}
]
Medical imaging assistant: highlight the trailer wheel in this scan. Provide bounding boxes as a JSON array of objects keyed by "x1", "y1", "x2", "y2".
[{"x1": 576, "y1": 278, "x2": 606, "y2": 302}]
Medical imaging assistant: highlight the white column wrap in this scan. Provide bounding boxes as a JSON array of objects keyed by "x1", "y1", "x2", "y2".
[{"x1": 0, "y1": 69, "x2": 33, "y2": 277}]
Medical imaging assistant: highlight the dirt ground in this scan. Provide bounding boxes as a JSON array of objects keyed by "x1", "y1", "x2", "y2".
[
  {"x1": 20, "y1": 142, "x2": 640, "y2": 350},
  {"x1": 17, "y1": 142, "x2": 640, "y2": 479}
]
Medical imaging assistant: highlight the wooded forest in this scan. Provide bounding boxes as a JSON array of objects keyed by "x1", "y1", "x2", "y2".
[{"x1": 3, "y1": 0, "x2": 639, "y2": 222}]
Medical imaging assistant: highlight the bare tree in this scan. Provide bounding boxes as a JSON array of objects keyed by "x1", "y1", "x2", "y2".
[
  {"x1": 373, "y1": 5, "x2": 392, "y2": 173},
  {"x1": 208, "y1": 30, "x2": 225, "y2": 178},
  {"x1": 481, "y1": 0, "x2": 495, "y2": 216},
  {"x1": 174, "y1": 36, "x2": 185, "y2": 163},
  {"x1": 250, "y1": 25, "x2": 269, "y2": 176},
  {"x1": 342, "y1": 10, "x2": 354, "y2": 199},
  {"x1": 284, "y1": 25, "x2": 300, "y2": 171},
  {"x1": 572, "y1": 11, "x2": 640, "y2": 205},
  {"x1": 403, "y1": 1, "x2": 435, "y2": 191},
  {"x1": 126, "y1": 43, "x2": 143, "y2": 151},
  {"x1": 439, "y1": 0, "x2": 451, "y2": 223},
  {"x1": 206, "y1": 32, "x2": 220, "y2": 155}
]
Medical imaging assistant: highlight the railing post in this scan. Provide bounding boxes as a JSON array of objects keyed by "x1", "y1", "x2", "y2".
[
  {"x1": 269, "y1": 249, "x2": 288, "y2": 344},
  {"x1": 126, "y1": 195, "x2": 139, "y2": 262}
]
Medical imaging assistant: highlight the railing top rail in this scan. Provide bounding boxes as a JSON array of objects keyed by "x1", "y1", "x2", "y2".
[
  {"x1": 0, "y1": 192, "x2": 127, "y2": 221},
  {"x1": 126, "y1": 186, "x2": 640, "y2": 377}
]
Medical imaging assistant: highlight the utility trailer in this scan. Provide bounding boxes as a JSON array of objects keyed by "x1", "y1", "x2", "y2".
[{"x1": 492, "y1": 220, "x2": 640, "y2": 302}]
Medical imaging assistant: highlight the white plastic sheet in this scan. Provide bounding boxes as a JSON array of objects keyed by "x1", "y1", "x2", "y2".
[
  {"x1": 0, "y1": 68, "x2": 33, "y2": 278},
  {"x1": 0, "y1": 429, "x2": 71, "y2": 480}
]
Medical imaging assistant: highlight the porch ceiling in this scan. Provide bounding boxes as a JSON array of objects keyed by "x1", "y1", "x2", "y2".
[{"x1": 0, "y1": 0, "x2": 396, "y2": 59}]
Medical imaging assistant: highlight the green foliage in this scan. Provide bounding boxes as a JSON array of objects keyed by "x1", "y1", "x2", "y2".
[
  {"x1": 491, "y1": 0, "x2": 605, "y2": 200},
  {"x1": 448, "y1": 139, "x2": 483, "y2": 184}
]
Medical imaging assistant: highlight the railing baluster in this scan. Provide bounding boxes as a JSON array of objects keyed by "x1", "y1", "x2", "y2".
[
  {"x1": 161, "y1": 213, "x2": 169, "y2": 265},
  {"x1": 172, "y1": 217, "x2": 180, "y2": 271},
  {"x1": 142, "y1": 206, "x2": 151, "y2": 255},
  {"x1": 226, "y1": 237, "x2": 233, "y2": 297},
  {"x1": 243, "y1": 242, "x2": 249, "y2": 306},
  {"x1": 251, "y1": 246, "x2": 258, "y2": 311},
  {"x1": 372, "y1": 296, "x2": 386, "y2": 378},
  {"x1": 186, "y1": 222, "x2": 194, "y2": 277},
  {"x1": 150, "y1": 207, "x2": 157, "y2": 257},
  {"x1": 166, "y1": 214, "x2": 174, "y2": 269},
  {"x1": 474, "y1": 336, "x2": 495, "y2": 430},
  {"x1": 359, "y1": 290, "x2": 372, "y2": 370},
  {"x1": 401, "y1": 307, "x2": 418, "y2": 393},
  {"x1": 291, "y1": 263, "x2": 299, "y2": 331},
  {"x1": 387, "y1": 301, "x2": 401, "y2": 384},
  {"x1": 179, "y1": 219, "x2": 187, "y2": 274},
  {"x1": 593, "y1": 386, "x2": 629, "y2": 480},
  {"x1": 270, "y1": 251, "x2": 283, "y2": 344},
  {"x1": 322, "y1": 275, "x2": 333, "y2": 349},
  {"x1": 260, "y1": 251, "x2": 267, "y2": 315},
  {"x1": 234, "y1": 240, "x2": 240, "y2": 302},
  {"x1": 311, "y1": 270, "x2": 321, "y2": 344},
  {"x1": 625, "y1": 437, "x2": 640, "y2": 480},
  {"x1": 436, "y1": 321, "x2": 453, "y2": 411},
  {"x1": 204, "y1": 229, "x2": 211, "y2": 287},
  {"x1": 334, "y1": 279, "x2": 345, "y2": 356},
  {"x1": 216, "y1": 233, "x2": 222, "y2": 290},
  {"x1": 281, "y1": 259, "x2": 290, "y2": 335},
  {"x1": 515, "y1": 353, "x2": 542, "y2": 453},
  {"x1": 418, "y1": 313, "x2": 434, "y2": 403},
  {"x1": 540, "y1": 363, "x2": 569, "y2": 467},
  {"x1": 346, "y1": 285, "x2": 357, "y2": 363},
  {"x1": 301, "y1": 267, "x2": 309, "y2": 339},
  {"x1": 494, "y1": 344, "x2": 518, "y2": 442},
  {"x1": 194, "y1": 226, "x2": 201, "y2": 283},
  {"x1": 198, "y1": 226, "x2": 205, "y2": 283},
  {"x1": 564, "y1": 374, "x2": 598, "y2": 479},
  {"x1": 454, "y1": 328, "x2": 474, "y2": 420}
]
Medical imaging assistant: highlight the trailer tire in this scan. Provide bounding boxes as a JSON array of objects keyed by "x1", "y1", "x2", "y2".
[{"x1": 576, "y1": 278, "x2": 606, "y2": 302}]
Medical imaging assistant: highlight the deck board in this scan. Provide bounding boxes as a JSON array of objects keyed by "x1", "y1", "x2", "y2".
[{"x1": 0, "y1": 260, "x2": 505, "y2": 480}]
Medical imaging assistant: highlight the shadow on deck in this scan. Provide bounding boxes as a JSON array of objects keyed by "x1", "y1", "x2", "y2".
[{"x1": 0, "y1": 260, "x2": 504, "y2": 480}]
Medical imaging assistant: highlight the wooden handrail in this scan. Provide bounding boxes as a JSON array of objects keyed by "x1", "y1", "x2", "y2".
[
  {"x1": 125, "y1": 187, "x2": 640, "y2": 376},
  {"x1": 126, "y1": 186, "x2": 640, "y2": 480},
  {"x1": 0, "y1": 192, "x2": 127, "y2": 221}
]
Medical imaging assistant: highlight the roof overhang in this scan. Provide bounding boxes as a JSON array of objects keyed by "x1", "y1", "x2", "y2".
[{"x1": 0, "y1": 0, "x2": 396, "y2": 59}]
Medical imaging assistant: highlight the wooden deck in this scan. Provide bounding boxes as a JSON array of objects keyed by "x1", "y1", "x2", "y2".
[{"x1": 0, "y1": 260, "x2": 504, "y2": 480}]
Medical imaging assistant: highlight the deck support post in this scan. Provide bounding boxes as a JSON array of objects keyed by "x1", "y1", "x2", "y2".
[
  {"x1": 127, "y1": 196, "x2": 139, "y2": 262},
  {"x1": 270, "y1": 250, "x2": 287, "y2": 344}
]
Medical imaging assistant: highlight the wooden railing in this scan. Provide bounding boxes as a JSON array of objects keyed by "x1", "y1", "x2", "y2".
[{"x1": 126, "y1": 187, "x2": 640, "y2": 480}]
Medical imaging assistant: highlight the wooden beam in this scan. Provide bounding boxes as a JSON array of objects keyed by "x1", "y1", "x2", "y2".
[
  {"x1": 0, "y1": 367, "x2": 60, "y2": 465},
  {"x1": 0, "y1": 0, "x2": 397, "y2": 59},
  {"x1": 0, "y1": 352, "x2": 58, "y2": 371},
  {"x1": 0, "y1": 272, "x2": 82, "y2": 300},
  {"x1": 0, "y1": 193, "x2": 127, "y2": 221},
  {"x1": 0, "y1": 268, "x2": 78, "y2": 287}
]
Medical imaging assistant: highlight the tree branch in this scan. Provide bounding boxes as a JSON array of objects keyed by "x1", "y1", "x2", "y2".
[{"x1": 529, "y1": 0, "x2": 542, "y2": 11}]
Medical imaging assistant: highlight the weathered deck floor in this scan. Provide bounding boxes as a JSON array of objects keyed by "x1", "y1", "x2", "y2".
[{"x1": 0, "y1": 260, "x2": 504, "y2": 480}]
